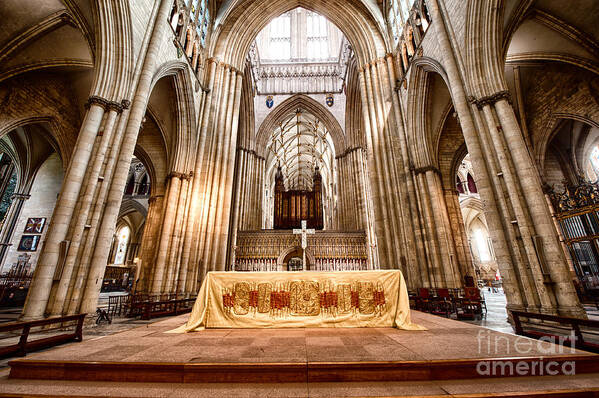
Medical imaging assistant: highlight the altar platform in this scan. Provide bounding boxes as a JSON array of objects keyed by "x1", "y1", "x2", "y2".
[{"x1": 2, "y1": 311, "x2": 599, "y2": 397}]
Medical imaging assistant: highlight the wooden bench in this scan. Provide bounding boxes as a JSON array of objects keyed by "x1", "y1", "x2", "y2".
[
  {"x1": 140, "y1": 298, "x2": 196, "y2": 320},
  {"x1": 0, "y1": 314, "x2": 86, "y2": 358},
  {"x1": 511, "y1": 310, "x2": 599, "y2": 353}
]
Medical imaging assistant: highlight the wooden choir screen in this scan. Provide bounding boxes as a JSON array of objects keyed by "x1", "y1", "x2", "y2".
[{"x1": 274, "y1": 166, "x2": 323, "y2": 230}]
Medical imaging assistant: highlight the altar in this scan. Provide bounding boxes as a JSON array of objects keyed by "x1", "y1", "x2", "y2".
[{"x1": 171, "y1": 270, "x2": 425, "y2": 331}]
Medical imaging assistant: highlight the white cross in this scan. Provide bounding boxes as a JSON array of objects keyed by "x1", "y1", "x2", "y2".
[{"x1": 293, "y1": 220, "x2": 315, "y2": 271}]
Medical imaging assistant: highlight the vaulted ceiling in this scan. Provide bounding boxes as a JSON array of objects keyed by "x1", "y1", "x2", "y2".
[
  {"x1": 266, "y1": 108, "x2": 335, "y2": 191},
  {"x1": 0, "y1": 0, "x2": 94, "y2": 84}
]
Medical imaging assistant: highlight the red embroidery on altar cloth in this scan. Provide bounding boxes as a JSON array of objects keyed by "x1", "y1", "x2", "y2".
[
  {"x1": 249, "y1": 290, "x2": 259, "y2": 309},
  {"x1": 373, "y1": 290, "x2": 385, "y2": 306},
  {"x1": 350, "y1": 290, "x2": 359, "y2": 309}
]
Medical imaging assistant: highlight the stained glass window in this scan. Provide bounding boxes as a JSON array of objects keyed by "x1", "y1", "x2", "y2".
[
  {"x1": 388, "y1": 0, "x2": 417, "y2": 45},
  {"x1": 196, "y1": 0, "x2": 210, "y2": 47}
]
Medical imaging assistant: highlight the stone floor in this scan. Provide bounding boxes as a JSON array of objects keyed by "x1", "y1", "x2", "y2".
[
  {"x1": 463, "y1": 288, "x2": 513, "y2": 334},
  {"x1": 0, "y1": 311, "x2": 598, "y2": 397},
  {"x1": 0, "y1": 371, "x2": 598, "y2": 397},
  {"x1": 7, "y1": 311, "x2": 593, "y2": 364}
]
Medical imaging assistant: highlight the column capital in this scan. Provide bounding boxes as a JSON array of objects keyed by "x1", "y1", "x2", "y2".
[
  {"x1": 413, "y1": 165, "x2": 441, "y2": 176},
  {"x1": 85, "y1": 96, "x2": 130, "y2": 114},
  {"x1": 148, "y1": 194, "x2": 164, "y2": 204},
  {"x1": 10, "y1": 193, "x2": 30, "y2": 200},
  {"x1": 335, "y1": 145, "x2": 365, "y2": 159},
  {"x1": 468, "y1": 90, "x2": 513, "y2": 110},
  {"x1": 85, "y1": 95, "x2": 110, "y2": 110},
  {"x1": 167, "y1": 172, "x2": 187, "y2": 180},
  {"x1": 237, "y1": 146, "x2": 265, "y2": 160}
]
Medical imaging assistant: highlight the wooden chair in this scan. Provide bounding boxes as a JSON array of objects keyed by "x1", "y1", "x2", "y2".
[
  {"x1": 456, "y1": 287, "x2": 484, "y2": 319},
  {"x1": 416, "y1": 288, "x2": 432, "y2": 312},
  {"x1": 431, "y1": 288, "x2": 454, "y2": 317}
]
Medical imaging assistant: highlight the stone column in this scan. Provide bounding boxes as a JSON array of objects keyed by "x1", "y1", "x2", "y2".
[
  {"x1": 477, "y1": 100, "x2": 551, "y2": 311},
  {"x1": 426, "y1": 0, "x2": 525, "y2": 310},
  {"x1": 134, "y1": 195, "x2": 163, "y2": 293},
  {"x1": 495, "y1": 97, "x2": 584, "y2": 317},
  {"x1": 150, "y1": 174, "x2": 181, "y2": 293},
  {"x1": 359, "y1": 67, "x2": 392, "y2": 268},
  {"x1": 164, "y1": 174, "x2": 190, "y2": 292},
  {"x1": 444, "y1": 188, "x2": 475, "y2": 279},
  {"x1": 22, "y1": 99, "x2": 106, "y2": 320},
  {"x1": 228, "y1": 148, "x2": 245, "y2": 271},
  {"x1": 78, "y1": 0, "x2": 175, "y2": 315},
  {"x1": 49, "y1": 103, "x2": 125, "y2": 316}
]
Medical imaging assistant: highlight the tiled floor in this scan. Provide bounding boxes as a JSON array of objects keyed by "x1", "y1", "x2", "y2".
[{"x1": 463, "y1": 288, "x2": 513, "y2": 333}]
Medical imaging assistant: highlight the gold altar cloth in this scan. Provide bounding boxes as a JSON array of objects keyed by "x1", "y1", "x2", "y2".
[{"x1": 170, "y1": 270, "x2": 426, "y2": 332}]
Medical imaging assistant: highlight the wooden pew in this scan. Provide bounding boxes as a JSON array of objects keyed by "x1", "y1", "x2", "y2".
[
  {"x1": 511, "y1": 310, "x2": 599, "y2": 353},
  {"x1": 0, "y1": 314, "x2": 86, "y2": 358}
]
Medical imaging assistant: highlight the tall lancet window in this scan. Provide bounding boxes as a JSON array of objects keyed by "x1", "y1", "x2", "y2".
[
  {"x1": 388, "y1": 0, "x2": 416, "y2": 45},
  {"x1": 114, "y1": 226, "x2": 131, "y2": 265},
  {"x1": 197, "y1": 0, "x2": 210, "y2": 47},
  {"x1": 474, "y1": 229, "x2": 492, "y2": 262},
  {"x1": 268, "y1": 13, "x2": 291, "y2": 60},
  {"x1": 307, "y1": 12, "x2": 328, "y2": 60}
]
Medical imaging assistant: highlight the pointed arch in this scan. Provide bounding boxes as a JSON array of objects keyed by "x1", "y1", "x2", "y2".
[
  {"x1": 210, "y1": 0, "x2": 389, "y2": 70},
  {"x1": 151, "y1": 61, "x2": 197, "y2": 172},
  {"x1": 255, "y1": 94, "x2": 346, "y2": 158}
]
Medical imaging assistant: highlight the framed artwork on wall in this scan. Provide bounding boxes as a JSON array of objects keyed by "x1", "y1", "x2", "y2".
[
  {"x1": 24, "y1": 218, "x2": 46, "y2": 234},
  {"x1": 18, "y1": 235, "x2": 41, "y2": 252}
]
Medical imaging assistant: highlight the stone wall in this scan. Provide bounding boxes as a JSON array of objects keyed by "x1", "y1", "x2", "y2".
[{"x1": 1, "y1": 153, "x2": 63, "y2": 274}]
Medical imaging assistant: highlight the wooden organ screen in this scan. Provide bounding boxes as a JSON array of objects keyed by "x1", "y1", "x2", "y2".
[{"x1": 273, "y1": 167, "x2": 323, "y2": 230}]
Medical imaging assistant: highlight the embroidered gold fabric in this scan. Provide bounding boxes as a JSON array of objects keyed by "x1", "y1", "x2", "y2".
[{"x1": 169, "y1": 270, "x2": 426, "y2": 331}]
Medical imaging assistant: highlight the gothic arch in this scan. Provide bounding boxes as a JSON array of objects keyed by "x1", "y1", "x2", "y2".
[
  {"x1": 255, "y1": 94, "x2": 346, "y2": 158},
  {"x1": 119, "y1": 198, "x2": 148, "y2": 219},
  {"x1": 151, "y1": 62, "x2": 197, "y2": 173},
  {"x1": 210, "y1": 0, "x2": 389, "y2": 70},
  {"x1": 132, "y1": 145, "x2": 160, "y2": 196},
  {"x1": 276, "y1": 245, "x2": 316, "y2": 269},
  {"x1": 464, "y1": 0, "x2": 506, "y2": 97},
  {"x1": 406, "y1": 60, "x2": 453, "y2": 169},
  {"x1": 536, "y1": 114, "x2": 599, "y2": 172},
  {"x1": 447, "y1": 143, "x2": 469, "y2": 190},
  {"x1": 0, "y1": 117, "x2": 68, "y2": 172},
  {"x1": 466, "y1": 0, "x2": 599, "y2": 98}
]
